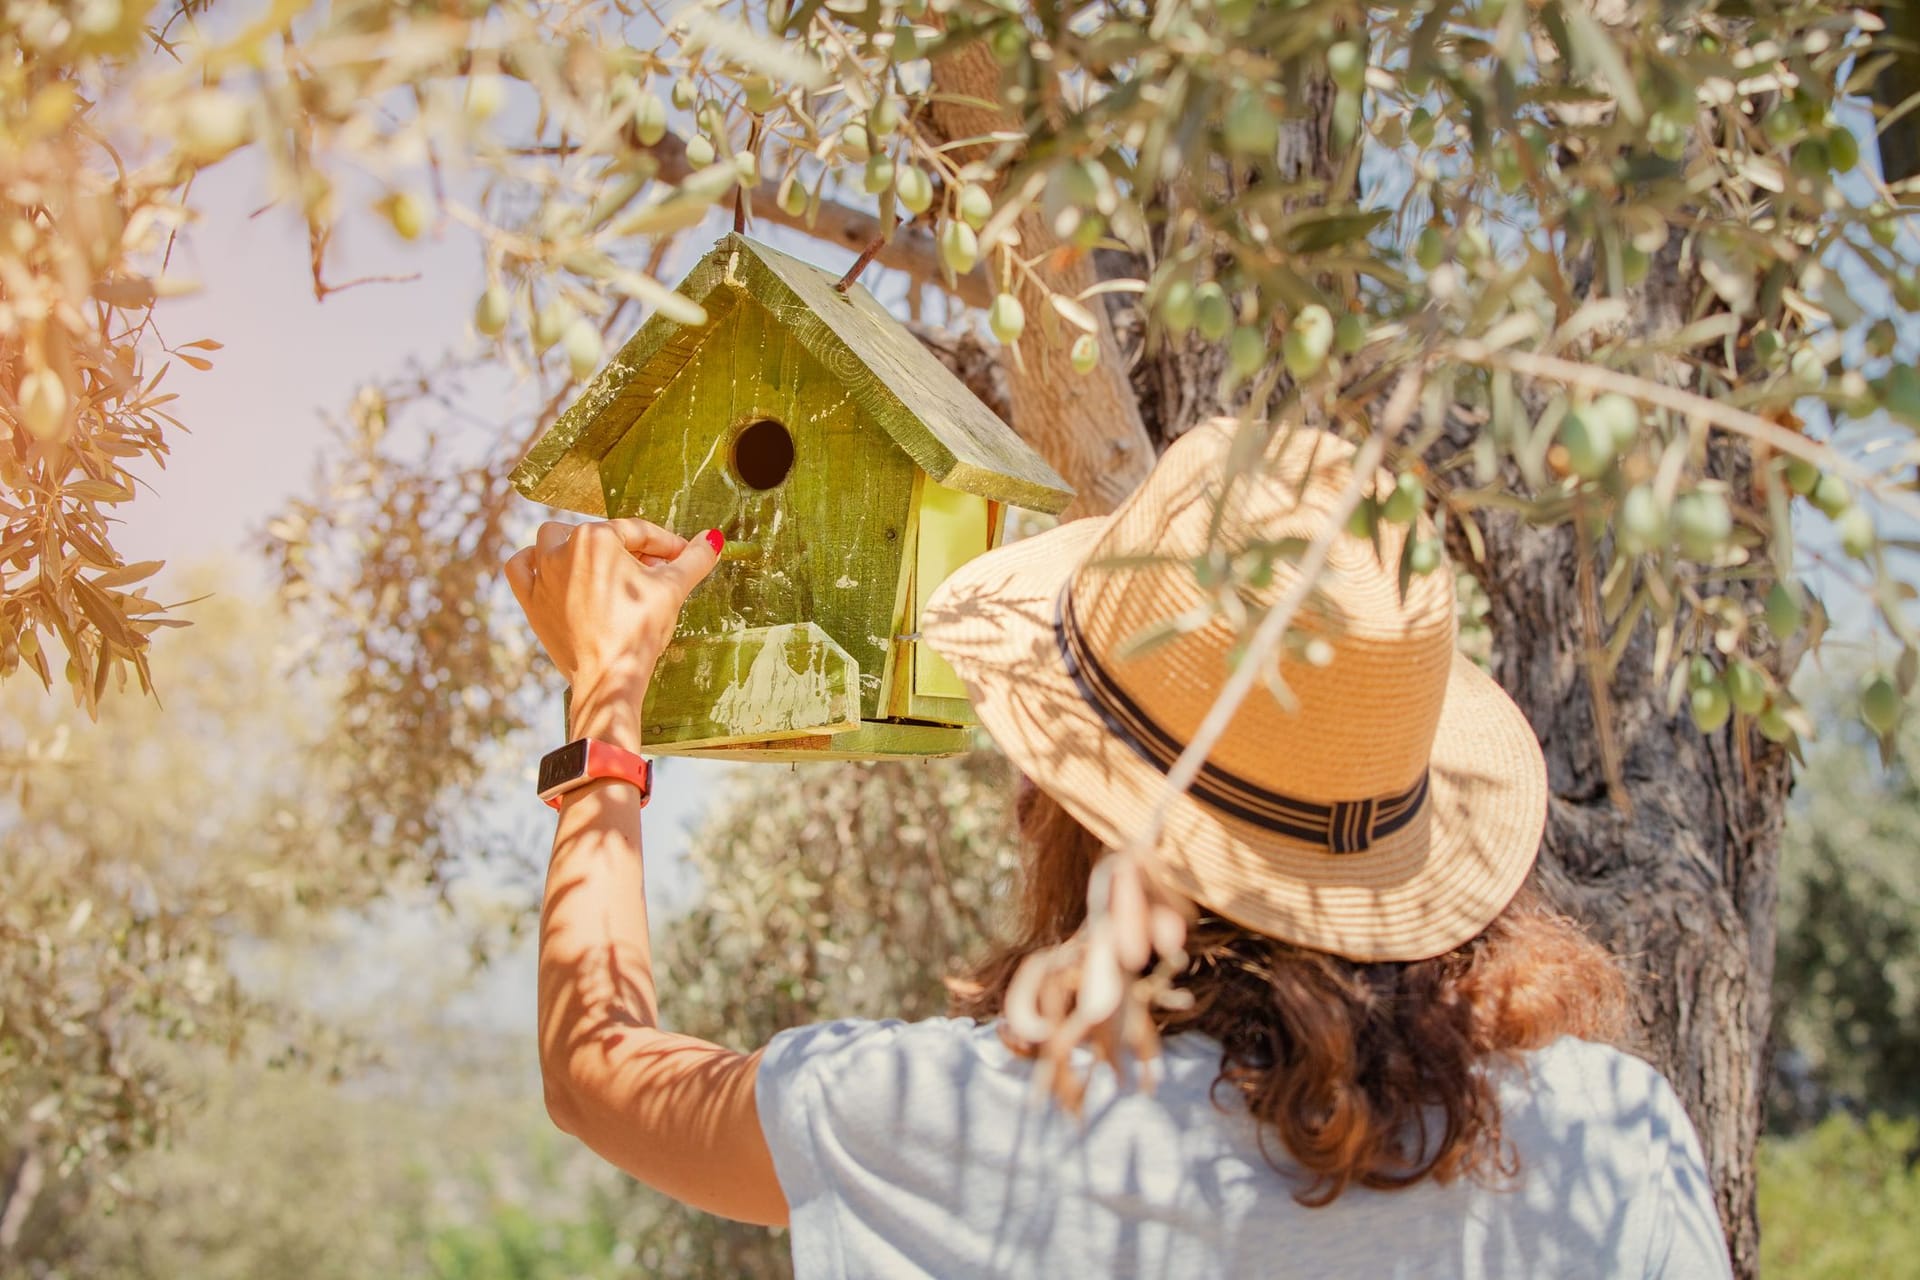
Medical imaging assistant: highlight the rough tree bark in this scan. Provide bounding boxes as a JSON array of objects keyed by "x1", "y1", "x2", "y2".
[
  {"x1": 907, "y1": 30, "x2": 1781, "y2": 1280},
  {"x1": 1454, "y1": 451, "x2": 1788, "y2": 1277}
]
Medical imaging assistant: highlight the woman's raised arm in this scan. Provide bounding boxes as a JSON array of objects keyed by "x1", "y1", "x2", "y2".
[{"x1": 505, "y1": 519, "x2": 788, "y2": 1227}]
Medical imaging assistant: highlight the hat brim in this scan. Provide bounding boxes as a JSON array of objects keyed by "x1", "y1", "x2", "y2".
[{"x1": 922, "y1": 518, "x2": 1547, "y2": 962}]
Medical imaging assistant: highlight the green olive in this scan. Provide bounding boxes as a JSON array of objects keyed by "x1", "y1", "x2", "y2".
[
  {"x1": 1346, "y1": 500, "x2": 1378, "y2": 540},
  {"x1": 1194, "y1": 282, "x2": 1232, "y2": 342},
  {"x1": 1382, "y1": 472, "x2": 1424, "y2": 524},
  {"x1": 895, "y1": 164, "x2": 934, "y2": 214},
  {"x1": 1230, "y1": 325, "x2": 1267, "y2": 379},
  {"x1": 1335, "y1": 312, "x2": 1367, "y2": 355},
  {"x1": 1223, "y1": 91, "x2": 1279, "y2": 156},
  {"x1": 1726, "y1": 661, "x2": 1767, "y2": 716},
  {"x1": 1789, "y1": 346, "x2": 1827, "y2": 390},
  {"x1": 1160, "y1": 278, "x2": 1197, "y2": 335},
  {"x1": 957, "y1": 183, "x2": 993, "y2": 230},
  {"x1": 384, "y1": 190, "x2": 429, "y2": 241},
  {"x1": 939, "y1": 221, "x2": 979, "y2": 275},
  {"x1": 1783, "y1": 456, "x2": 1820, "y2": 495},
  {"x1": 1616, "y1": 485, "x2": 1665, "y2": 554},
  {"x1": 634, "y1": 94, "x2": 668, "y2": 146},
  {"x1": 1282, "y1": 305, "x2": 1333, "y2": 379},
  {"x1": 1810, "y1": 473, "x2": 1851, "y2": 518},
  {"x1": 1764, "y1": 583, "x2": 1803, "y2": 638},
  {"x1": 1791, "y1": 139, "x2": 1830, "y2": 180},
  {"x1": 1558, "y1": 409, "x2": 1615, "y2": 480},
  {"x1": 473, "y1": 286, "x2": 510, "y2": 337},
  {"x1": 1861, "y1": 674, "x2": 1902, "y2": 735},
  {"x1": 563, "y1": 319, "x2": 603, "y2": 382},
  {"x1": 1762, "y1": 101, "x2": 1802, "y2": 145},
  {"x1": 743, "y1": 76, "x2": 778, "y2": 114},
  {"x1": 1672, "y1": 490, "x2": 1733, "y2": 561},
  {"x1": 1327, "y1": 41, "x2": 1366, "y2": 93},
  {"x1": 1414, "y1": 225, "x2": 1446, "y2": 272},
  {"x1": 1588, "y1": 393, "x2": 1642, "y2": 453},
  {"x1": 1827, "y1": 127, "x2": 1859, "y2": 174},
  {"x1": 988, "y1": 292, "x2": 1025, "y2": 344},
  {"x1": 1838, "y1": 506, "x2": 1875, "y2": 559},
  {"x1": 1689, "y1": 681, "x2": 1731, "y2": 733},
  {"x1": 1071, "y1": 333, "x2": 1099, "y2": 375}
]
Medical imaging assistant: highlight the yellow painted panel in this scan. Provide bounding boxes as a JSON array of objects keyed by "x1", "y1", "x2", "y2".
[{"x1": 914, "y1": 482, "x2": 990, "y2": 700}]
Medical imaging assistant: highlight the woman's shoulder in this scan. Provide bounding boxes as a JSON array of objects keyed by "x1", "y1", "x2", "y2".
[
  {"x1": 760, "y1": 1016, "x2": 1012, "y2": 1093},
  {"x1": 1502, "y1": 1036, "x2": 1697, "y2": 1147},
  {"x1": 1516, "y1": 1036, "x2": 1673, "y2": 1098}
]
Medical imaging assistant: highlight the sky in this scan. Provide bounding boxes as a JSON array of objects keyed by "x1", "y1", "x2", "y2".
[{"x1": 113, "y1": 148, "x2": 769, "y2": 1031}]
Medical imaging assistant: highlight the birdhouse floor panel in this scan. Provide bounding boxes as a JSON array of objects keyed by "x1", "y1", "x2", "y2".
[{"x1": 650, "y1": 720, "x2": 974, "y2": 762}]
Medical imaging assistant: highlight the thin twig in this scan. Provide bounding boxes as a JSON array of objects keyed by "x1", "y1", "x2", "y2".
[
  {"x1": 835, "y1": 230, "x2": 890, "y2": 294},
  {"x1": 734, "y1": 119, "x2": 760, "y2": 234},
  {"x1": 1574, "y1": 503, "x2": 1632, "y2": 815}
]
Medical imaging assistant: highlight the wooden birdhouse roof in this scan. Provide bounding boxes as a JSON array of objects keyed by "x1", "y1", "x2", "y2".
[{"x1": 510, "y1": 234, "x2": 1073, "y2": 517}]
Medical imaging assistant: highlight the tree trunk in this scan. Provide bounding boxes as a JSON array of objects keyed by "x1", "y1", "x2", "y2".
[
  {"x1": 1456, "y1": 468, "x2": 1787, "y2": 1278},
  {"x1": 922, "y1": 34, "x2": 1155, "y2": 520}
]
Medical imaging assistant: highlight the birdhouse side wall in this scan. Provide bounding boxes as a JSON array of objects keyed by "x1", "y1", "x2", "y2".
[{"x1": 596, "y1": 293, "x2": 915, "y2": 726}]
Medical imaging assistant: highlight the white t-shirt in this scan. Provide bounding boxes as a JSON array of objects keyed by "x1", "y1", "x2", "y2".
[{"x1": 755, "y1": 1017, "x2": 1732, "y2": 1279}]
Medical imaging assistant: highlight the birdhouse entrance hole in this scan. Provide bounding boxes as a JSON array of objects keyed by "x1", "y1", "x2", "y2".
[{"x1": 732, "y1": 418, "x2": 795, "y2": 490}]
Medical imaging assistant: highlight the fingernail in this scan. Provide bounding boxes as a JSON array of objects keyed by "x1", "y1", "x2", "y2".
[{"x1": 704, "y1": 528, "x2": 725, "y2": 554}]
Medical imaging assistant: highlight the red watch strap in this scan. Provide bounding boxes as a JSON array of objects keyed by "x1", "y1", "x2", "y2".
[{"x1": 539, "y1": 738, "x2": 652, "y2": 809}]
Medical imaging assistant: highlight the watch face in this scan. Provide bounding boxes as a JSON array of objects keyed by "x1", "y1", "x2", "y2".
[{"x1": 538, "y1": 739, "x2": 590, "y2": 795}]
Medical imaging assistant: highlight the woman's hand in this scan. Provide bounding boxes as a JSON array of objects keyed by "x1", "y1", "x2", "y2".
[{"x1": 504, "y1": 518, "x2": 723, "y2": 715}]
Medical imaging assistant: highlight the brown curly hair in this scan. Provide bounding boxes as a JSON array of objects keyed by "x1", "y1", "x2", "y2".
[{"x1": 951, "y1": 779, "x2": 1630, "y2": 1206}]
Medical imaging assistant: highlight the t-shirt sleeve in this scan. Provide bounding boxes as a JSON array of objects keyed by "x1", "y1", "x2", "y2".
[
  {"x1": 755, "y1": 1017, "x2": 948, "y2": 1276},
  {"x1": 1642, "y1": 1073, "x2": 1734, "y2": 1279},
  {"x1": 756, "y1": 1018, "x2": 908, "y2": 1195}
]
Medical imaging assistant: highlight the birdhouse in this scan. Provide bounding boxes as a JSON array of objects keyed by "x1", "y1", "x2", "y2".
[{"x1": 510, "y1": 234, "x2": 1073, "y2": 761}]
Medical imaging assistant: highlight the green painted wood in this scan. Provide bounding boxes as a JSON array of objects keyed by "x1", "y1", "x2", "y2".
[
  {"x1": 640, "y1": 622, "x2": 860, "y2": 748},
  {"x1": 653, "y1": 719, "x2": 975, "y2": 762},
  {"x1": 598, "y1": 294, "x2": 917, "y2": 721},
  {"x1": 510, "y1": 234, "x2": 1074, "y2": 517},
  {"x1": 511, "y1": 253, "x2": 743, "y2": 513},
  {"x1": 903, "y1": 691, "x2": 975, "y2": 725},
  {"x1": 913, "y1": 480, "x2": 990, "y2": 701},
  {"x1": 727, "y1": 236, "x2": 1073, "y2": 514}
]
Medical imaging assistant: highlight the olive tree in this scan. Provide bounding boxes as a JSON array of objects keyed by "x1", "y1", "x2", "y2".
[{"x1": 9, "y1": 0, "x2": 1918, "y2": 1270}]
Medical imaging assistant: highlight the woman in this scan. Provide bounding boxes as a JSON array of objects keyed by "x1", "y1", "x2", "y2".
[{"x1": 504, "y1": 422, "x2": 1732, "y2": 1278}]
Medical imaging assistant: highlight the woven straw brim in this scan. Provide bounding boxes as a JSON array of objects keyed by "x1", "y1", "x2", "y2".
[{"x1": 922, "y1": 518, "x2": 1548, "y2": 963}]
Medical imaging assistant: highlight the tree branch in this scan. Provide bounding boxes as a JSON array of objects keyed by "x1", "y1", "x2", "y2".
[
  {"x1": 920, "y1": 26, "x2": 1155, "y2": 518},
  {"x1": 647, "y1": 134, "x2": 991, "y2": 307}
]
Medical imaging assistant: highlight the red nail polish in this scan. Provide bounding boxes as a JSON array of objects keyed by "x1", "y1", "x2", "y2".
[{"x1": 704, "y1": 528, "x2": 725, "y2": 554}]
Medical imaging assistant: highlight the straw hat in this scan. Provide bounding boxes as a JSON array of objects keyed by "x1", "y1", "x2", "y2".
[{"x1": 921, "y1": 420, "x2": 1546, "y2": 963}]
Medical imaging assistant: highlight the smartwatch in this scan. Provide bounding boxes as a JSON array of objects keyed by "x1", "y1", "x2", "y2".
[{"x1": 537, "y1": 738, "x2": 653, "y2": 809}]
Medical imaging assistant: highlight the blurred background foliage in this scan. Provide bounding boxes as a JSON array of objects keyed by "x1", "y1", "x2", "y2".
[
  {"x1": 8, "y1": 0, "x2": 1920, "y2": 1272},
  {"x1": 4, "y1": 642, "x2": 1915, "y2": 1277}
]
